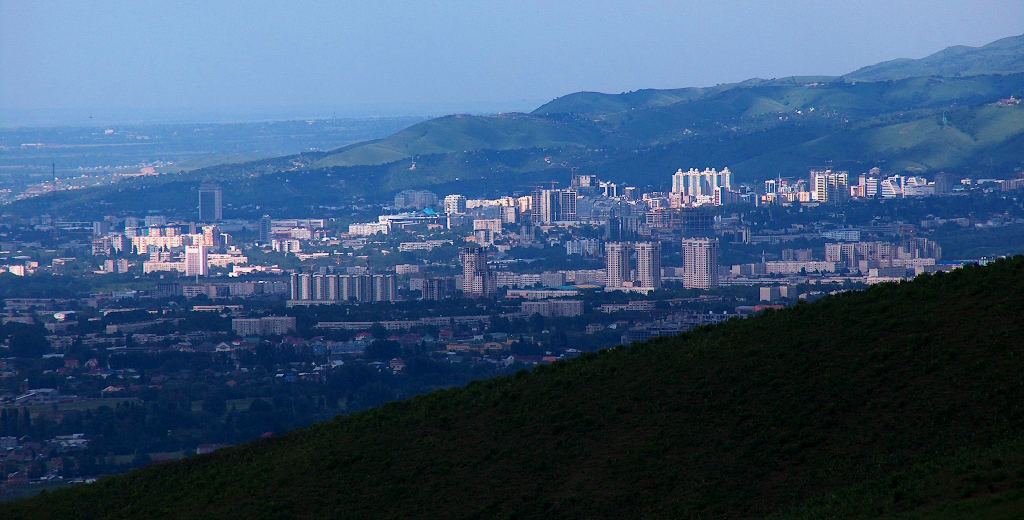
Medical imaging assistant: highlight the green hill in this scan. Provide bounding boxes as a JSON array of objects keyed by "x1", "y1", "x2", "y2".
[
  {"x1": 306, "y1": 72, "x2": 1024, "y2": 184},
  {"x1": 531, "y1": 84, "x2": 744, "y2": 116},
  {"x1": 312, "y1": 113, "x2": 606, "y2": 168},
  {"x1": 4, "y1": 258, "x2": 1024, "y2": 519},
  {"x1": 846, "y1": 34, "x2": 1024, "y2": 82}
]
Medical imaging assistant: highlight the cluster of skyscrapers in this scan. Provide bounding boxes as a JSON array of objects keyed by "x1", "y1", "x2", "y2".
[
  {"x1": 604, "y1": 238, "x2": 719, "y2": 291},
  {"x1": 604, "y1": 241, "x2": 662, "y2": 290},
  {"x1": 671, "y1": 167, "x2": 734, "y2": 206}
]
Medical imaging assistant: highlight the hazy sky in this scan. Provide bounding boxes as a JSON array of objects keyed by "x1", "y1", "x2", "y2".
[{"x1": 2, "y1": 0, "x2": 1023, "y2": 125}]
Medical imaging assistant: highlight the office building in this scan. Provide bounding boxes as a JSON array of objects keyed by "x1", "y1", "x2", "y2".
[
  {"x1": 682, "y1": 238, "x2": 719, "y2": 289},
  {"x1": 198, "y1": 183, "x2": 223, "y2": 222}
]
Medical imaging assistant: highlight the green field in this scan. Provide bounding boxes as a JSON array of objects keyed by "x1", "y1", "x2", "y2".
[{"x1": 24, "y1": 398, "x2": 142, "y2": 419}]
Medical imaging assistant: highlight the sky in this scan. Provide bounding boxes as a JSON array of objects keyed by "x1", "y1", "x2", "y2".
[{"x1": 2, "y1": 0, "x2": 1023, "y2": 125}]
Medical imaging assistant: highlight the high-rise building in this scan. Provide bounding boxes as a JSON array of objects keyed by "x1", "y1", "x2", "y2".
[
  {"x1": 682, "y1": 238, "x2": 719, "y2": 289},
  {"x1": 558, "y1": 189, "x2": 577, "y2": 222},
  {"x1": 394, "y1": 190, "x2": 439, "y2": 210},
  {"x1": 460, "y1": 246, "x2": 495, "y2": 298},
  {"x1": 184, "y1": 245, "x2": 209, "y2": 277},
  {"x1": 443, "y1": 194, "x2": 467, "y2": 215},
  {"x1": 933, "y1": 172, "x2": 955, "y2": 195},
  {"x1": 810, "y1": 169, "x2": 849, "y2": 203},
  {"x1": 531, "y1": 187, "x2": 577, "y2": 224},
  {"x1": 635, "y1": 241, "x2": 662, "y2": 289},
  {"x1": 672, "y1": 169, "x2": 686, "y2": 194},
  {"x1": 672, "y1": 168, "x2": 732, "y2": 198},
  {"x1": 199, "y1": 183, "x2": 223, "y2": 222},
  {"x1": 287, "y1": 273, "x2": 397, "y2": 304},
  {"x1": 201, "y1": 225, "x2": 219, "y2": 247},
  {"x1": 289, "y1": 273, "x2": 301, "y2": 300},
  {"x1": 604, "y1": 242, "x2": 631, "y2": 288},
  {"x1": 259, "y1": 215, "x2": 272, "y2": 244},
  {"x1": 422, "y1": 277, "x2": 456, "y2": 300},
  {"x1": 372, "y1": 274, "x2": 399, "y2": 302}
]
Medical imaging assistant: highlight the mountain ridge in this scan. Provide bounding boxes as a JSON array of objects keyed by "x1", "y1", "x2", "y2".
[{"x1": 846, "y1": 33, "x2": 1024, "y2": 81}]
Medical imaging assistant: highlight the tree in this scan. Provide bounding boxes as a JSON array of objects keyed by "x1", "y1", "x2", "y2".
[
  {"x1": 8, "y1": 326, "x2": 49, "y2": 358},
  {"x1": 365, "y1": 340, "x2": 402, "y2": 361},
  {"x1": 369, "y1": 323, "x2": 388, "y2": 340},
  {"x1": 202, "y1": 394, "x2": 227, "y2": 417}
]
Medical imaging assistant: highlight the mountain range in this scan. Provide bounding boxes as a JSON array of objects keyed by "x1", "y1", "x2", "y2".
[
  {"x1": 4, "y1": 257, "x2": 1024, "y2": 518},
  {"x1": 6, "y1": 34, "x2": 1024, "y2": 219}
]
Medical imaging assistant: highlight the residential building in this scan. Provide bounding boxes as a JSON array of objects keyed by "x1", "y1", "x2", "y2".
[
  {"x1": 232, "y1": 316, "x2": 296, "y2": 336},
  {"x1": 604, "y1": 242, "x2": 631, "y2": 289},
  {"x1": 460, "y1": 246, "x2": 495, "y2": 298},
  {"x1": 635, "y1": 241, "x2": 662, "y2": 289},
  {"x1": 682, "y1": 238, "x2": 719, "y2": 289},
  {"x1": 521, "y1": 299, "x2": 584, "y2": 318},
  {"x1": 184, "y1": 245, "x2": 208, "y2": 277},
  {"x1": 443, "y1": 194, "x2": 467, "y2": 215}
]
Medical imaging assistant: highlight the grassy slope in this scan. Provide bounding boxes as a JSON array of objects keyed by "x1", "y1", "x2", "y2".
[
  {"x1": 5, "y1": 258, "x2": 1024, "y2": 519},
  {"x1": 531, "y1": 84, "x2": 740, "y2": 116},
  {"x1": 846, "y1": 34, "x2": 1024, "y2": 82},
  {"x1": 312, "y1": 113, "x2": 606, "y2": 168}
]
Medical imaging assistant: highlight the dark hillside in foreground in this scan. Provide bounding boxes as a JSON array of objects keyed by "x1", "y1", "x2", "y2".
[{"x1": 4, "y1": 258, "x2": 1024, "y2": 519}]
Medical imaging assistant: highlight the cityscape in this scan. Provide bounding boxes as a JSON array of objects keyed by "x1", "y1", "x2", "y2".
[
  {"x1": 2, "y1": 160, "x2": 1019, "y2": 495},
  {"x1": 2, "y1": 2, "x2": 1024, "y2": 517}
]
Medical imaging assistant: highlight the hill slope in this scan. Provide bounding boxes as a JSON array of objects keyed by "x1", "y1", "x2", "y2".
[
  {"x1": 846, "y1": 33, "x2": 1024, "y2": 82},
  {"x1": 311, "y1": 73, "x2": 1024, "y2": 170},
  {"x1": 5, "y1": 257, "x2": 1024, "y2": 519}
]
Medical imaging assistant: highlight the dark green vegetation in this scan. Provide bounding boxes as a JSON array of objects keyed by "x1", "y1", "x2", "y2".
[
  {"x1": 4, "y1": 257, "x2": 1024, "y2": 519},
  {"x1": 7, "y1": 34, "x2": 1024, "y2": 219}
]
